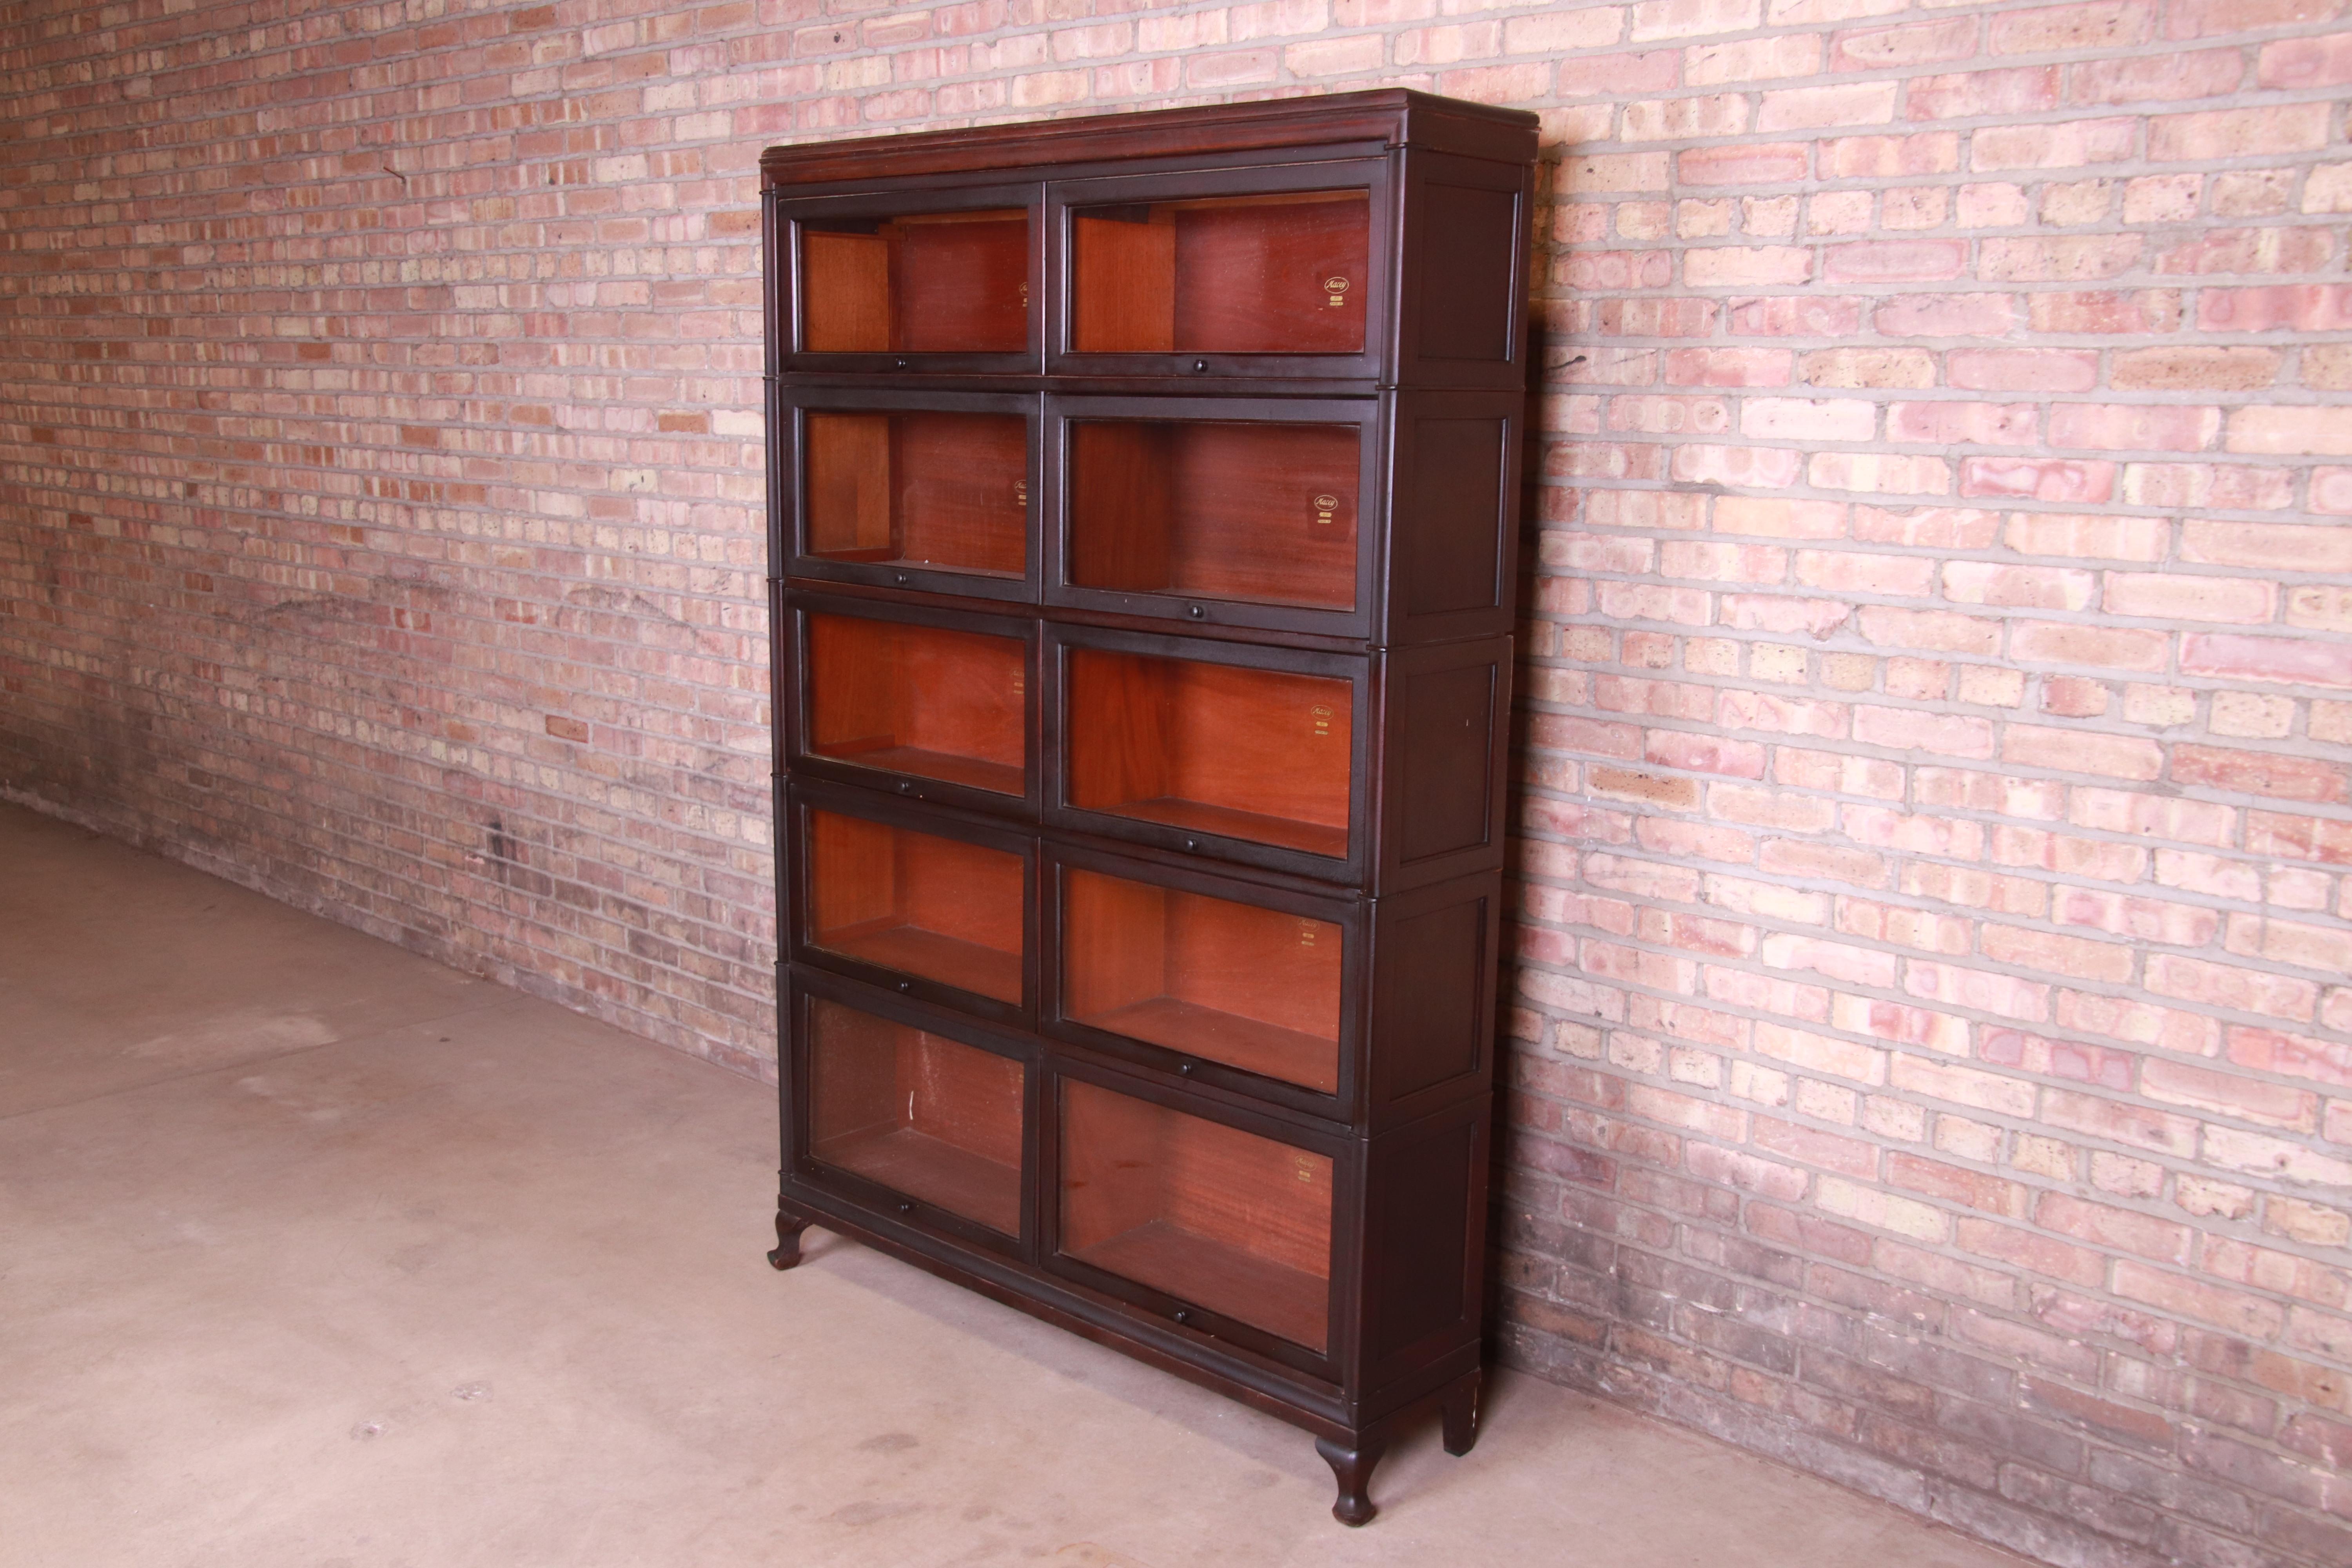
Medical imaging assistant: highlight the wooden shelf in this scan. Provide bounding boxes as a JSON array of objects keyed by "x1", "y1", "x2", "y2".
[
  {"x1": 1080, "y1": 998, "x2": 1338, "y2": 1094},
  {"x1": 1060, "y1": 1079, "x2": 1332, "y2": 1353},
  {"x1": 1061, "y1": 862, "x2": 1342, "y2": 1092},
  {"x1": 805, "y1": 613, "x2": 1026, "y2": 796},
  {"x1": 1065, "y1": 649, "x2": 1350, "y2": 856},
  {"x1": 802, "y1": 209, "x2": 1028, "y2": 354},
  {"x1": 1071, "y1": 190, "x2": 1370, "y2": 356},
  {"x1": 817, "y1": 1126, "x2": 1024, "y2": 1237},
  {"x1": 806, "y1": 410, "x2": 1028, "y2": 579},
  {"x1": 824, "y1": 922, "x2": 1022, "y2": 1003},
  {"x1": 1066, "y1": 419, "x2": 1357, "y2": 611},
  {"x1": 1067, "y1": 1219, "x2": 1329, "y2": 1350},
  {"x1": 808, "y1": 997, "x2": 1027, "y2": 1235}
]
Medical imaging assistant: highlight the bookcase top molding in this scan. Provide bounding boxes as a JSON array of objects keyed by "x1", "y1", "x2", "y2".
[{"x1": 760, "y1": 88, "x2": 1541, "y2": 189}]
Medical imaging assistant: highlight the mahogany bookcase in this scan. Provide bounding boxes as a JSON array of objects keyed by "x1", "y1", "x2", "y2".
[{"x1": 761, "y1": 89, "x2": 1538, "y2": 1525}]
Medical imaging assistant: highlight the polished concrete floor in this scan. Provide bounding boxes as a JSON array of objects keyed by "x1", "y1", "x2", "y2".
[{"x1": 0, "y1": 800, "x2": 2028, "y2": 1568}]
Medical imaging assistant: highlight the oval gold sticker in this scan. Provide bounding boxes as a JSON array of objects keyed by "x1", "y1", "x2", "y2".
[
  {"x1": 1323, "y1": 276, "x2": 1349, "y2": 293},
  {"x1": 1314, "y1": 493, "x2": 1339, "y2": 510}
]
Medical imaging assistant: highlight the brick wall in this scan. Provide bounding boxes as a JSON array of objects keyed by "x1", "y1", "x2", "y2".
[{"x1": 3, "y1": 2, "x2": 2348, "y2": 1563}]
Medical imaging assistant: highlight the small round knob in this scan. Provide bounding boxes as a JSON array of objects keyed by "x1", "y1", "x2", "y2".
[
  {"x1": 1183, "y1": 838, "x2": 1200, "y2": 851},
  {"x1": 1192, "y1": 359, "x2": 1208, "y2": 373},
  {"x1": 898, "y1": 1201, "x2": 913, "y2": 1214},
  {"x1": 1173, "y1": 1309, "x2": 1191, "y2": 1324},
  {"x1": 897, "y1": 980, "x2": 911, "y2": 993},
  {"x1": 893, "y1": 572, "x2": 909, "y2": 585},
  {"x1": 1178, "y1": 1062, "x2": 1194, "y2": 1076},
  {"x1": 897, "y1": 781, "x2": 913, "y2": 794},
  {"x1": 1186, "y1": 604, "x2": 1206, "y2": 619},
  {"x1": 894, "y1": 357, "x2": 909, "y2": 370}
]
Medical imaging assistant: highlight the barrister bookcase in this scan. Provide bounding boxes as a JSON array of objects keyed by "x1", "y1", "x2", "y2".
[{"x1": 761, "y1": 89, "x2": 1537, "y2": 1525}]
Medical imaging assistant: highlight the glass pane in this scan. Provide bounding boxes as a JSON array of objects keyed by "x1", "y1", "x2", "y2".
[
  {"x1": 1060, "y1": 1080, "x2": 1331, "y2": 1350},
  {"x1": 806, "y1": 613, "x2": 1026, "y2": 796},
  {"x1": 1062, "y1": 868, "x2": 1339, "y2": 1093},
  {"x1": 1066, "y1": 420, "x2": 1356, "y2": 611},
  {"x1": 808, "y1": 811, "x2": 1024, "y2": 1003},
  {"x1": 805, "y1": 410, "x2": 1027, "y2": 579},
  {"x1": 1070, "y1": 190, "x2": 1369, "y2": 356},
  {"x1": 800, "y1": 209, "x2": 1029, "y2": 354},
  {"x1": 1064, "y1": 649, "x2": 1349, "y2": 857},
  {"x1": 808, "y1": 998, "x2": 1025, "y2": 1233}
]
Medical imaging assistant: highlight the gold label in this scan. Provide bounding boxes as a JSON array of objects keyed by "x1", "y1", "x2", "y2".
[
  {"x1": 1311, "y1": 703, "x2": 1333, "y2": 738},
  {"x1": 1323, "y1": 275, "x2": 1349, "y2": 307},
  {"x1": 1294, "y1": 1154, "x2": 1318, "y2": 1185},
  {"x1": 1013, "y1": 479, "x2": 1028, "y2": 507},
  {"x1": 1019, "y1": 281, "x2": 1029, "y2": 305},
  {"x1": 1298, "y1": 920, "x2": 1318, "y2": 948},
  {"x1": 1012, "y1": 672, "x2": 1025, "y2": 697},
  {"x1": 1312, "y1": 492, "x2": 1338, "y2": 526}
]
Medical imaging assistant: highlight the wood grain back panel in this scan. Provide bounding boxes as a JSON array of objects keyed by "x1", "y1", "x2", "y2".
[
  {"x1": 1065, "y1": 650, "x2": 1350, "y2": 832},
  {"x1": 1071, "y1": 211, "x2": 1175, "y2": 352},
  {"x1": 801, "y1": 231, "x2": 890, "y2": 351},
  {"x1": 1067, "y1": 421, "x2": 1357, "y2": 610},
  {"x1": 1166, "y1": 889, "x2": 1341, "y2": 1044},
  {"x1": 895, "y1": 829, "x2": 1024, "y2": 954},
  {"x1": 893, "y1": 213, "x2": 1029, "y2": 352},
  {"x1": 804, "y1": 412, "x2": 894, "y2": 556},
  {"x1": 1171, "y1": 192, "x2": 1368, "y2": 355},
  {"x1": 1059, "y1": 867, "x2": 1170, "y2": 1019},
  {"x1": 899, "y1": 1027, "x2": 1025, "y2": 1167},
  {"x1": 894, "y1": 412, "x2": 1027, "y2": 574},
  {"x1": 808, "y1": 810, "x2": 898, "y2": 937}
]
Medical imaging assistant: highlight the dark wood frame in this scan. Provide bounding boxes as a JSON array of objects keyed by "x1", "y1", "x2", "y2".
[
  {"x1": 782, "y1": 589, "x2": 1042, "y2": 821},
  {"x1": 1043, "y1": 392, "x2": 1386, "y2": 639},
  {"x1": 774, "y1": 385, "x2": 1042, "y2": 605},
  {"x1": 1040, "y1": 840, "x2": 1366, "y2": 1126},
  {"x1": 785, "y1": 778, "x2": 1039, "y2": 1028},
  {"x1": 773, "y1": 181, "x2": 1045, "y2": 376},
  {"x1": 764, "y1": 88, "x2": 1537, "y2": 1529},
  {"x1": 1045, "y1": 156, "x2": 1395, "y2": 383},
  {"x1": 1043, "y1": 621, "x2": 1374, "y2": 885}
]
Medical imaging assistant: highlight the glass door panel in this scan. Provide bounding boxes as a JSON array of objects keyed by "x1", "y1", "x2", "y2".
[
  {"x1": 1062, "y1": 867, "x2": 1340, "y2": 1093},
  {"x1": 805, "y1": 410, "x2": 1027, "y2": 580},
  {"x1": 804, "y1": 612, "x2": 1026, "y2": 796},
  {"x1": 808, "y1": 811, "x2": 1024, "y2": 1004},
  {"x1": 1066, "y1": 419, "x2": 1357, "y2": 611},
  {"x1": 1070, "y1": 190, "x2": 1369, "y2": 356},
  {"x1": 800, "y1": 209, "x2": 1029, "y2": 354},
  {"x1": 808, "y1": 997, "x2": 1025, "y2": 1234},
  {"x1": 1059, "y1": 1080, "x2": 1332, "y2": 1351},
  {"x1": 1064, "y1": 648, "x2": 1350, "y2": 857}
]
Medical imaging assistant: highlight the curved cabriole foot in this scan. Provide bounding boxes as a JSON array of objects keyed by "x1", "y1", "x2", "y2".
[
  {"x1": 768, "y1": 1205, "x2": 812, "y2": 1270},
  {"x1": 1316, "y1": 1434, "x2": 1386, "y2": 1527},
  {"x1": 1441, "y1": 1370, "x2": 1483, "y2": 1457}
]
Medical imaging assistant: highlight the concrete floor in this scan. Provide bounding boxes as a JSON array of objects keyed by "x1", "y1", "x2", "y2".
[{"x1": 0, "y1": 800, "x2": 2030, "y2": 1568}]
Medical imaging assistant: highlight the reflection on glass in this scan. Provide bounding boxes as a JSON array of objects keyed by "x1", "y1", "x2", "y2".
[
  {"x1": 808, "y1": 997, "x2": 1024, "y2": 1233},
  {"x1": 1060, "y1": 1079, "x2": 1332, "y2": 1350}
]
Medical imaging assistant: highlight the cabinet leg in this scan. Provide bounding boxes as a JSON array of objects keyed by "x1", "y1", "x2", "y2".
[
  {"x1": 1315, "y1": 1434, "x2": 1387, "y2": 1527},
  {"x1": 1441, "y1": 1370, "x2": 1483, "y2": 1457},
  {"x1": 767, "y1": 1203, "x2": 812, "y2": 1270}
]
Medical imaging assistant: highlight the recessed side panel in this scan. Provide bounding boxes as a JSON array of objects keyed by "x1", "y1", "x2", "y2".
[
  {"x1": 1359, "y1": 1099, "x2": 1488, "y2": 1401},
  {"x1": 1394, "y1": 148, "x2": 1531, "y2": 391},
  {"x1": 1375, "y1": 636, "x2": 1509, "y2": 893},
  {"x1": 1384, "y1": 388, "x2": 1521, "y2": 646},
  {"x1": 1368, "y1": 879, "x2": 1495, "y2": 1114}
]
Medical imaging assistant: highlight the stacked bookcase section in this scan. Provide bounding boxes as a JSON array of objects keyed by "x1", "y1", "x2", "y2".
[{"x1": 763, "y1": 90, "x2": 1538, "y2": 1526}]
